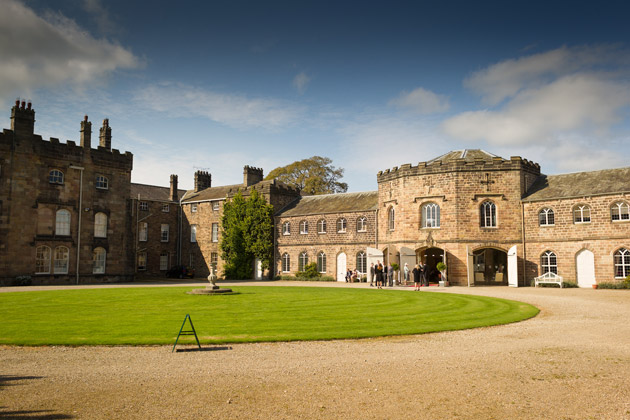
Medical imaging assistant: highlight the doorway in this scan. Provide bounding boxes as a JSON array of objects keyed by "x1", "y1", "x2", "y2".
[
  {"x1": 472, "y1": 248, "x2": 508, "y2": 285},
  {"x1": 416, "y1": 247, "x2": 444, "y2": 284},
  {"x1": 337, "y1": 252, "x2": 347, "y2": 282},
  {"x1": 576, "y1": 249, "x2": 596, "y2": 288}
]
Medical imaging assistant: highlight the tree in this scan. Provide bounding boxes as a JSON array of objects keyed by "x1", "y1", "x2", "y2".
[
  {"x1": 264, "y1": 156, "x2": 348, "y2": 195},
  {"x1": 220, "y1": 189, "x2": 274, "y2": 279}
]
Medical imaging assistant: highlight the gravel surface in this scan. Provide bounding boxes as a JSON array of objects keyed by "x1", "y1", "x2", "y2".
[{"x1": 1, "y1": 282, "x2": 629, "y2": 420}]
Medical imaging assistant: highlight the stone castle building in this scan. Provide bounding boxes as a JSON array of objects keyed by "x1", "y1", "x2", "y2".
[{"x1": 1, "y1": 104, "x2": 628, "y2": 286}]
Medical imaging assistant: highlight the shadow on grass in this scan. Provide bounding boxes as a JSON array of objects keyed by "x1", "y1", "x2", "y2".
[{"x1": 174, "y1": 346, "x2": 232, "y2": 353}]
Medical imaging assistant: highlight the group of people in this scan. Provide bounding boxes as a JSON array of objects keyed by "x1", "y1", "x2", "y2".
[
  {"x1": 368, "y1": 261, "x2": 431, "y2": 290},
  {"x1": 370, "y1": 261, "x2": 396, "y2": 288},
  {"x1": 345, "y1": 268, "x2": 359, "y2": 283},
  {"x1": 409, "y1": 262, "x2": 430, "y2": 291}
]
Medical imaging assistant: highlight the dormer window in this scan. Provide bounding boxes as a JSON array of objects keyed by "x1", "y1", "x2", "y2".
[{"x1": 49, "y1": 169, "x2": 64, "y2": 184}]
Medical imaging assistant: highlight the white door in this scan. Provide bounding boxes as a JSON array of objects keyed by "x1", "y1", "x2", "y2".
[
  {"x1": 466, "y1": 246, "x2": 475, "y2": 287},
  {"x1": 337, "y1": 253, "x2": 347, "y2": 282},
  {"x1": 507, "y1": 245, "x2": 518, "y2": 287},
  {"x1": 576, "y1": 249, "x2": 596, "y2": 288},
  {"x1": 254, "y1": 258, "x2": 263, "y2": 280}
]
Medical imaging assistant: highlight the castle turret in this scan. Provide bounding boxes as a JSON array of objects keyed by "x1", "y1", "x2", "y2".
[
  {"x1": 10, "y1": 99, "x2": 35, "y2": 138},
  {"x1": 194, "y1": 171, "x2": 211, "y2": 192},
  {"x1": 99, "y1": 118, "x2": 111, "y2": 151},
  {"x1": 80, "y1": 115, "x2": 92, "y2": 149},
  {"x1": 243, "y1": 165, "x2": 263, "y2": 187},
  {"x1": 170, "y1": 174, "x2": 179, "y2": 201}
]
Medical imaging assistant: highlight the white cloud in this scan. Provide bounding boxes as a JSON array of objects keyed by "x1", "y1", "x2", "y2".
[
  {"x1": 134, "y1": 83, "x2": 303, "y2": 129},
  {"x1": 0, "y1": 0, "x2": 141, "y2": 104},
  {"x1": 389, "y1": 87, "x2": 450, "y2": 114},
  {"x1": 292, "y1": 72, "x2": 311, "y2": 95}
]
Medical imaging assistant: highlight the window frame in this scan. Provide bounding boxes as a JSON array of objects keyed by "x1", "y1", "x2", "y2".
[
  {"x1": 611, "y1": 201, "x2": 630, "y2": 222},
  {"x1": 94, "y1": 212, "x2": 107, "y2": 238},
  {"x1": 388, "y1": 207, "x2": 395, "y2": 231},
  {"x1": 317, "y1": 251, "x2": 327, "y2": 273},
  {"x1": 55, "y1": 209, "x2": 71, "y2": 236},
  {"x1": 541, "y1": 250, "x2": 558, "y2": 275},
  {"x1": 139, "y1": 201, "x2": 148, "y2": 211},
  {"x1": 421, "y1": 203, "x2": 440, "y2": 228},
  {"x1": 538, "y1": 207, "x2": 555, "y2": 226},
  {"x1": 211, "y1": 223, "x2": 219, "y2": 242},
  {"x1": 139, "y1": 222, "x2": 148, "y2": 242},
  {"x1": 357, "y1": 216, "x2": 367, "y2": 232},
  {"x1": 317, "y1": 219, "x2": 327, "y2": 234},
  {"x1": 36, "y1": 245, "x2": 51, "y2": 274},
  {"x1": 137, "y1": 252, "x2": 147, "y2": 271},
  {"x1": 212, "y1": 202, "x2": 220, "y2": 211},
  {"x1": 190, "y1": 224, "x2": 197, "y2": 242},
  {"x1": 573, "y1": 204, "x2": 591, "y2": 224},
  {"x1": 162, "y1": 204, "x2": 170, "y2": 213},
  {"x1": 161, "y1": 224, "x2": 169, "y2": 242},
  {"x1": 282, "y1": 221, "x2": 290, "y2": 236},
  {"x1": 282, "y1": 253, "x2": 290, "y2": 273},
  {"x1": 49, "y1": 169, "x2": 64, "y2": 184},
  {"x1": 191, "y1": 203, "x2": 198, "y2": 213},
  {"x1": 300, "y1": 220, "x2": 308, "y2": 235},
  {"x1": 93, "y1": 247, "x2": 106, "y2": 274},
  {"x1": 160, "y1": 252, "x2": 169, "y2": 271},
  {"x1": 53, "y1": 246, "x2": 69, "y2": 274},
  {"x1": 614, "y1": 248, "x2": 630, "y2": 278},
  {"x1": 480, "y1": 201, "x2": 497, "y2": 228},
  {"x1": 356, "y1": 251, "x2": 367, "y2": 275},
  {"x1": 95, "y1": 175, "x2": 108, "y2": 190},
  {"x1": 298, "y1": 252, "x2": 308, "y2": 271},
  {"x1": 337, "y1": 218, "x2": 347, "y2": 233}
]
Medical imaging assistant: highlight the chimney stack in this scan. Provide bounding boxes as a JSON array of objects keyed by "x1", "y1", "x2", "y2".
[
  {"x1": 243, "y1": 165, "x2": 263, "y2": 187},
  {"x1": 194, "y1": 171, "x2": 212, "y2": 192},
  {"x1": 99, "y1": 118, "x2": 111, "y2": 151},
  {"x1": 170, "y1": 174, "x2": 179, "y2": 202},
  {"x1": 10, "y1": 98, "x2": 35, "y2": 138},
  {"x1": 80, "y1": 115, "x2": 92, "y2": 149}
]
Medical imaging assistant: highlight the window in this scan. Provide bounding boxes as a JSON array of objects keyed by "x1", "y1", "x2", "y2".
[
  {"x1": 139, "y1": 222, "x2": 148, "y2": 242},
  {"x1": 357, "y1": 216, "x2": 367, "y2": 232},
  {"x1": 614, "y1": 248, "x2": 630, "y2": 278},
  {"x1": 213, "y1": 202, "x2": 220, "y2": 211},
  {"x1": 480, "y1": 201, "x2": 497, "y2": 228},
  {"x1": 300, "y1": 220, "x2": 308, "y2": 234},
  {"x1": 93, "y1": 247, "x2": 106, "y2": 274},
  {"x1": 317, "y1": 251, "x2": 327, "y2": 273},
  {"x1": 35, "y1": 245, "x2": 51, "y2": 274},
  {"x1": 337, "y1": 218, "x2": 347, "y2": 233},
  {"x1": 95, "y1": 175, "x2": 108, "y2": 189},
  {"x1": 53, "y1": 246, "x2": 69, "y2": 274},
  {"x1": 211, "y1": 252, "x2": 218, "y2": 267},
  {"x1": 190, "y1": 224, "x2": 197, "y2": 242},
  {"x1": 356, "y1": 251, "x2": 367, "y2": 275},
  {"x1": 211, "y1": 223, "x2": 219, "y2": 242},
  {"x1": 388, "y1": 207, "x2": 395, "y2": 231},
  {"x1": 162, "y1": 204, "x2": 170, "y2": 213},
  {"x1": 298, "y1": 252, "x2": 308, "y2": 271},
  {"x1": 94, "y1": 213, "x2": 107, "y2": 238},
  {"x1": 55, "y1": 209, "x2": 71, "y2": 236},
  {"x1": 161, "y1": 224, "x2": 169, "y2": 242},
  {"x1": 611, "y1": 202, "x2": 630, "y2": 221},
  {"x1": 317, "y1": 219, "x2": 327, "y2": 234},
  {"x1": 541, "y1": 251, "x2": 558, "y2": 275},
  {"x1": 282, "y1": 253, "x2": 290, "y2": 273},
  {"x1": 573, "y1": 205, "x2": 591, "y2": 224},
  {"x1": 139, "y1": 201, "x2": 148, "y2": 211},
  {"x1": 282, "y1": 221, "x2": 290, "y2": 235},
  {"x1": 160, "y1": 253, "x2": 169, "y2": 271},
  {"x1": 138, "y1": 252, "x2": 147, "y2": 270},
  {"x1": 49, "y1": 169, "x2": 64, "y2": 184},
  {"x1": 421, "y1": 203, "x2": 440, "y2": 228},
  {"x1": 539, "y1": 208, "x2": 555, "y2": 226},
  {"x1": 191, "y1": 203, "x2": 198, "y2": 213}
]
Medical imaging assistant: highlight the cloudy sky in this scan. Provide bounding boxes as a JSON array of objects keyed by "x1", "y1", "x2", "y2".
[{"x1": 2, "y1": 0, "x2": 630, "y2": 192}]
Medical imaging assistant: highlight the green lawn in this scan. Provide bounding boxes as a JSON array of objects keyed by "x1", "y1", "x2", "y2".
[{"x1": 0, "y1": 286, "x2": 539, "y2": 345}]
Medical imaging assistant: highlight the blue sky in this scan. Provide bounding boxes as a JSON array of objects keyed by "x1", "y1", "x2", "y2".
[{"x1": 2, "y1": 0, "x2": 630, "y2": 192}]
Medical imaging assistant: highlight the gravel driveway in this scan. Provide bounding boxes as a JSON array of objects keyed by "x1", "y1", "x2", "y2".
[{"x1": 1, "y1": 282, "x2": 629, "y2": 419}]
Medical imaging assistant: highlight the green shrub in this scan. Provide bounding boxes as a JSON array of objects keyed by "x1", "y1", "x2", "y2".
[
  {"x1": 296, "y1": 262, "x2": 321, "y2": 279},
  {"x1": 598, "y1": 281, "x2": 630, "y2": 289},
  {"x1": 436, "y1": 262, "x2": 447, "y2": 272},
  {"x1": 11, "y1": 275, "x2": 32, "y2": 286},
  {"x1": 391, "y1": 263, "x2": 399, "y2": 272},
  {"x1": 275, "y1": 274, "x2": 335, "y2": 282}
]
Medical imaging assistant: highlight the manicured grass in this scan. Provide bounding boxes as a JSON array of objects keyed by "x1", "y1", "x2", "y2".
[{"x1": 0, "y1": 286, "x2": 538, "y2": 345}]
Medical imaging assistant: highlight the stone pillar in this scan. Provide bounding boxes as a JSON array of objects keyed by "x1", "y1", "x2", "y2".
[{"x1": 80, "y1": 115, "x2": 92, "y2": 149}]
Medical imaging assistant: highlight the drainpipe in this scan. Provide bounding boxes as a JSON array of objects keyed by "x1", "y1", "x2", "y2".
[
  {"x1": 69, "y1": 165, "x2": 84, "y2": 285},
  {"x1": 521, "y1": 201, "x2": 527, "y2": 287}
]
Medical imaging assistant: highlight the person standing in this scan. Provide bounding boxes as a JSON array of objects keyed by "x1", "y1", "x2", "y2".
[
  {"x1": 421, "y1": 262, "x2": 429, "y2": 287},
  {"x1": 369, "y1": 263, "x2": 375, "y2": 287},
  {"x1": 387, "y1": 263, "x2": 393, "y2": 287},
  {"x1": 412, "y1": 264, "x2": 421, "y2": 291},
  {"x1": 403, "y1": 263, "x2": 410, "y2": 286},
  {"x1": 375, "y1": 261, "x2": 383, "y2": 289}
]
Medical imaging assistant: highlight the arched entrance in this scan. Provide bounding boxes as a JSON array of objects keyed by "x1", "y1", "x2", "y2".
[
  {"x1": 576, "y1": 249, "x2": 596, "y2": 288},
  {"x1": 472, "y1": 247, "x2": 508, "y2": 285},
  {"x1": 416, "y1": 247, "x2": 444, "y2": 284},
  {"x1": 336, "y1": 252, "x2": 347, "y2": 282}
]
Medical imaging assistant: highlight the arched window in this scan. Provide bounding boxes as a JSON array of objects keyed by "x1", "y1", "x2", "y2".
[
  {"x1": 49, "y1": 169, "x2": 64, "y2": 184},
  {"x1": 53, "y1": 246, "x2": 69, "y2": 274},
  {"x1": 421, "y1": 203, "x2": 440, "y2": 228},
  {"x1": 317, "y1": 251, "x2": 327, "y2": 273},
  {"x1": 282, "y1": 221, "x2": 290, "y2": 235},
  {"x1": 300, "y1": 220, "x2": 308, "y2": 234},
  {"x1": 337, "y1": 218, "x2": 347, "y2": 233},
  {"x1": 614, "y1": 248, "x2": 630, "y2": 278},
  {"x1": 96, "y1": 175, "x2": 108, "y2": 189},
  {"x1": 541, "y1": 250, "x2": 558, "y2": 275},
  {"x1": 93, "y1": 247, "x2": 106, "y2": 274},
  {"x1": 388, "y1": 207, "x2": 395, "y2": 231},
  {"x1": 480, "y1": 201, "x2": 497, "y2": 228},
  {"x1": 298, "y1": 252, "x2": 308, "y2": 271},
  {"x1": 357, "y1": 216, "x2": 367, "y2": 232},
  {"x1": 611, "y1": 202, "x2": 630, "y2": 221},
  {"x1": 539, "y1": 208, "x2": 555, "y2": 226},
  {"x1": 317, "y1": 219, "x2": 327, "y2": 234},
  {"x1": 573, "y1": 204, "x2": 591, "y2": 223},
  {"x1": 94, "y1": 213, "x2": 107, "y2": 238},
  {"x1": 282, "y1": 253, "x2": 290, "y2": 273},
  {"x1": 55, "y1": 209, "x2": 71, "y2": 236},
  {"x1": 356, "y1": 251, "x2": 367, "y2": 275},
  {"x1": 190, "y1": 224, "x2": 197, "y2": 242},
  {"x1": 35, "y1": 245, "x2": 51, "y2": 274}
]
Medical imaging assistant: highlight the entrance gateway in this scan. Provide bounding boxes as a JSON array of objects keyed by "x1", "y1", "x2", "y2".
[{"x1": 465, "y1": 246, "x2": 518, "y2": 287}]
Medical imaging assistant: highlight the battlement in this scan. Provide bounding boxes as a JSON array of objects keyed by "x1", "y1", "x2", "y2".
[
  {"x1": 243, "y1": 165, "x2": 264, "y2": 187},
  {"x1": 194, "y1": 170, "x2": 212, "y2": 192}
]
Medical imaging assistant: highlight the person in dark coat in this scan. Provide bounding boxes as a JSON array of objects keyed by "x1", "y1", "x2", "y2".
[
  {"x1": 369, "y1": 263, "x2": 375, "y2": 287},
  {"x1": 375, "y1": 261, "x2": 384, "y2": 289},
  {"x1": 421, "y1": 262, "x2": 429, "y2": 286},
  {"x1": 412, "y1": 264, "x2": 421, "y2": 291}
]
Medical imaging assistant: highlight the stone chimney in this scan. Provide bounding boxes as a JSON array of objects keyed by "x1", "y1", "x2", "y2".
[
  {"x1": 170, "y1": 174, "x2": 178, "y2": 202},
  {"x1": 10, "y1": 99, "x2": 35, "y2": 138},
  {"x1": 99, "y1": 118, "x2": 111, "y2": 151},
  {"x1": 194, "y1": 171, "x2": 211, "y2": 192},
  {"x1": 80, "y1": 115, "x2": 92, "y2": 149},
  {"x1": 243, "y1": 165, "x2": 263, "y2": 187}
]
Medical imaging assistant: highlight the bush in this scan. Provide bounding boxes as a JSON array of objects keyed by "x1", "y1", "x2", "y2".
[
  {"x1": 597, "y1": 281, "x2": 630, "y2": 289},
  {"x1": 296, "y1": 262, "x2": 321, "y2": 279},
  {"x1": 11, "y1": 275, "x2": 32, "y2": 286},
  {"x1": 391, "y1": 263, "x2": 399, "y2": 272},
  {"x1": 274, "y1": 274, "x2": 336, "y2": 282}
]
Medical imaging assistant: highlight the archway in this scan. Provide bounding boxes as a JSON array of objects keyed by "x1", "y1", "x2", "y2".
[
  {"x1": 576, "y1": 249, "x2": 596, "y2": 288},
  {"x1": 472, "y1": 247, "x2": 508, "y2": 285},
  {"x1": 416, "y1": 247, "x2": 444, "y2": 284}
]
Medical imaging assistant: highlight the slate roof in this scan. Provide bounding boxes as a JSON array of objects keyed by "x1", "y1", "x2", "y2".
[
  {"x1": 130, "y1": 183, "x2": 187, "y2": 202},
  {"x1": 181, "y1": 183, "x2": 243, "y2": 203},
  {"x1": 523, "y1": 167, "x2": 630, "y2": 201},
  {"x1": 427, "y1": 149, "x2": 501, "y2": 164},
  {"x1": 277, "y1": 191, "x2": 378, "y2": 216}
]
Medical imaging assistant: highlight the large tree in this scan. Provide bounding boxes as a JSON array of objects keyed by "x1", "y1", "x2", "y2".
[
  {"x1": 220, "y1": 189, "x2": 274, "y2": 279},
  {"x1": 264, "y1": 156, "x2": 348, "y2": 195}
]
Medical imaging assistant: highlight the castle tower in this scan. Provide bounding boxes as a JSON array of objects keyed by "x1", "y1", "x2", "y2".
[
  {"x1": 170, "y1": 174, "x2": 179, "y2": 201},
  {"x1": 194, "y1": 171, "x2": 212, "y2": 192},
  {"x1": 10, "y1": 99, "x2": 35, "y2": 138},
  {"x1": 80, "y1": 115, "x2": 92, "y2": 149},
  {"x1": 99, "y1": 118, "x2": 112, "y2": 151},
  {"x1": 243, "y1": 165, "x2": 263, "y2": 187}
]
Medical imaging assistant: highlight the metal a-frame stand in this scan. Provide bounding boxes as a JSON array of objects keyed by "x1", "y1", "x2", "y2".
[{"x1": 172, "y1": 314, "x2": 201, "y2": 352}]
